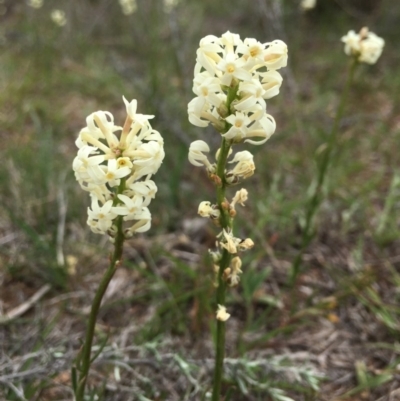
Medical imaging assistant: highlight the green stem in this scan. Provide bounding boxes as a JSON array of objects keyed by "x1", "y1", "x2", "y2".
[
  {"x1": 289, "y1": 58, "x2": 358, "y2": 287},
  {"x1": 75, "y1": 184, "x2": 126, "y2": 400},
  {"x1": 211, "y1": 84, "x2": 238, "y2": 401}
]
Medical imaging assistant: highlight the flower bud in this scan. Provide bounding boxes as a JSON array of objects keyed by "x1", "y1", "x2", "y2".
[{"x1": 216, "y1": 304, "x2": 230, "y2": 321}]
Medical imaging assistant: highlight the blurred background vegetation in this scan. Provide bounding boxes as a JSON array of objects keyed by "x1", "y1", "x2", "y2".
[{"x1": 0, "y1": 0, "x2": 399, "y2": 400}]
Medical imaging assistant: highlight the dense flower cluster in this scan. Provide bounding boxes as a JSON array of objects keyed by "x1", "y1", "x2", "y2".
[
  {"x1": 188, "y1": 31, "x2": 286, "y2": 143},
  {"x1": 188, "y1": 31, "x2": 288, "y2": 319},
  {"x1": 73, "y1": 97, "x2": 164, "y2": 238},
  {"x1": 341, "y1": 27, "x2": 384, "y2": 65}
]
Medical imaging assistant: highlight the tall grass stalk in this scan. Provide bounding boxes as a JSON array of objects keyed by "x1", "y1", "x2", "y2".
[{"x1": 289, "y1": 58, "x2": 358, "y2": 287}]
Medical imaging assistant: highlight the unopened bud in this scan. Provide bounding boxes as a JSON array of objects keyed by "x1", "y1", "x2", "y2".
[{"x1": 216, "y1": 304, "x2": 230, "y2": 321}]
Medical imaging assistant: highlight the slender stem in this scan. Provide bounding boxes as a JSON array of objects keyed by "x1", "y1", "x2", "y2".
[
  {"x1": 75, "y1": 183, "x2": 126, "y2": 400},
  {"x1": 211, "y1": 84, "x2": 238, "y2": 401},
  {"x1": 289, "y1": 58, "x2": 358, "y2": 287}
]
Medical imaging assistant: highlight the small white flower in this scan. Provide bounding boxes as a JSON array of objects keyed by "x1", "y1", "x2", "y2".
[
  {"x1": 198, "y1": 201, "x2": 220, "y2": 220},
  {"x1": 88, "y1": 159, "x2": 131, "y2": 187},
  {"x1": 192, "y1": 72, "x2": 223, "y2": 109},
  {"x1": 217, "y1": 53, "x2": 252, "y2": 86},
  {"x1": 237, "y1": 38, "x2": 265, "y2": 66},
  {"x1": 223, "y1": 112, "x2": 251, "y2": 141},
  {"x1": 263, "y1": 40, "x2": 288, "y2": 70},
  {"x1": 122, "y1": 96, "x2": 154, "y2": 124},
  {"x1": 227, "y1": 151, "x2": 255, "y2": 181},
  {"x1": 220, "y1": 229, "x2": 238, "y2": 254},
  {"x1": 220, "y1": 31, "x2": 242, "y2": 54},
  {"x1": 112, "y1": 194, "x2": 143, "y2": 219},
  {"x1": 72, "y1": 145, "x2": 105, "y2": 174},
  {"x1": 260, "y1": 70, "x2": 283, "y2": 99},
  {"x1": 188, "y1": 140, "x2": 213, "y2": 169},
  {"x1": 125, "y1": 207, "x2": 152, "y2": 233},
  {"x1": 231, "y1": 189, "x2": 248, "y2": 209},
  {"x1": 244, "y1": 113, "x2": 276, "y2": 145},
  {"x1": 127, "y1": 180, "x2": 157, "y2": 207},
  {"x1": 130, "y1": 141, "x2": 165, "y2": 179},
  {"x1": 87, "y1": 198, "x2": 117, "y2": 234},
  {"x1": 236, "y1": 79, "x2": 267, "y2": 112},
  {"x1": 216, "y1": 304, "x2": 230, "y2": 321}
]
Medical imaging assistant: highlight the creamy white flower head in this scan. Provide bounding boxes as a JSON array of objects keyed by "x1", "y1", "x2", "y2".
[
  {"x1": 188, "y1": 140, "x2": 213, "y2": 169},
  {"x1": 216, "y1": 304, "x2": 230, "y2": 321},
  {"x1": 263, "y1": 40, "x2": 288, "y2": 70},
  {"x1": 341, "y1": 27, "x2": 384, "y2": 64},
  {"x1": 74, "y1": 97, "x2": 164, "y2": 237}
]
